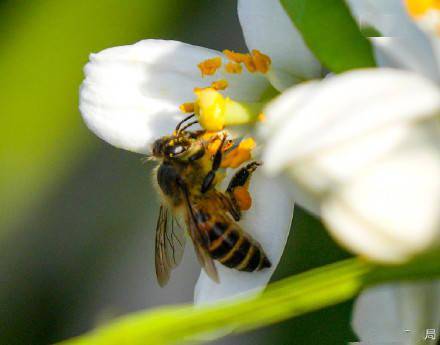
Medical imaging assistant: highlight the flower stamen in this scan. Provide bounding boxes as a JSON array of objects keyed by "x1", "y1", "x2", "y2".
[
  {"x1": 225, "y1": 62, "x2": 243, "y2": 74},
  {"x1": 223, "y1": 49, "x2": 271, "y2": 74},
  {"x1": 179, "y1": 102, "x2": 195, "y2": 113},
  {"x1": 198, "y1": 57, "x2": 222, "y2": 77},
  {"x1": 211, "y1": 79, "x2": 229, "y2": 90},
  {"x1": 193, "y1": 88, "x2": 264, "y2": 131}
]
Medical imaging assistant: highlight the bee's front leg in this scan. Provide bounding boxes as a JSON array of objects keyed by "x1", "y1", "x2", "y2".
[
  {"x1": 226, "y1": 161, "x2": 262, "y2": 215},
  {"x1": 201, "y1": 135, "x2": 227, "y2": 193}
]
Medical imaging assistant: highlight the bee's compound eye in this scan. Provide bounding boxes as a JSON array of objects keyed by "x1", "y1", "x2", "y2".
[{"x1": 152, "y1": 138, "x2": 165, "y2": 157}]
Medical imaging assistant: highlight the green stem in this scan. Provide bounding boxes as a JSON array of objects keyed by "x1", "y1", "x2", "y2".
[{"x1": 57, "y1": 254, "x2": 440, "y2": 345}]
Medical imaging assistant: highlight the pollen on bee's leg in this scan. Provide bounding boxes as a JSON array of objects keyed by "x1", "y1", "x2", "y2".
[
  {"x1": 233, "y1": 186, "x2": 252, "y2": 211},
  {"x1": 179, "y1": 102, "x2": 195, "y2": 113},
  {"x1": 198, "y1": 57, "x2": 222, "y2": 77},
  {"x1": 221, "y1": 138, "x2": 256, "y2": 168}
]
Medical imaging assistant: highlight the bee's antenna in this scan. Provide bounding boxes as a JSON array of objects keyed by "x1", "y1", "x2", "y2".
[
  {"x1": 179, "y1": 120, "x2": 198, "y2": 132},
  {"x1": 175, "y1": 113, "x2": 195, "y2": 132},
  {"x1": 176, "y1": 114, "x2": 196, "y2": 132}
]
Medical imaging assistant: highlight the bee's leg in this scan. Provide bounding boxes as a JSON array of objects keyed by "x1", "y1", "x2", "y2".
[
  {"x1": 201, "y1": 135, "x2": 227, "y2": 193},
  {"x1": 226, "y1": 161, "x2": 262, "y2": 216}
]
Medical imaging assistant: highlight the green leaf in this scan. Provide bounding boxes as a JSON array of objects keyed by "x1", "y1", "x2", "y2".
[
  {"x1": 57, "y1": 253, "x2": 440, "y2": 345},
  {"x1": 280, "y1": 0, "x2": 376, "y2": 72}
]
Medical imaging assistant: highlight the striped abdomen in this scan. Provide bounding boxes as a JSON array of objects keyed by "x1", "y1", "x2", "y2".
[{"x1": 198, "y1": 215, "x2": 271, "y2": 272}]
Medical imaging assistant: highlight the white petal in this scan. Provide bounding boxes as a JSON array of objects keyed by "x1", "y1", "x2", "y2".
[
  {"x1": 80, "y1": 39, "x2": 269, "y2": 153},
  {"x1": 238, "y1": 0, "x2": 321, "y2": 90},
  {"x1": 322, "y1": 121, "x2": 440, "y2": 262},
  {"x1": 259, "y1": 80, "x2": 320, "y2": 141},
  {"x1": 347, "y1": 0, "x2": 440, "y2": 80},
  {"x1": 348, "y1": 0, "x2": 417, "y2": 37},
  {"x1": 353, "y1": 282, "x2": 440, "y2": 344},
  {"x1": 194, "y1": 171, "x2": 294, "y2": 304},
  {"x1": 372, "y1": 37, "x2": 440, "y2": 83},
  {"x1": 262, "y1": 69, "x2": 440, "y2": 180}
]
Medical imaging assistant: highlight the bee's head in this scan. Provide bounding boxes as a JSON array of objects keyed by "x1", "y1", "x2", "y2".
[{"x1": 152, "y1": 133, "x2": 194, "y2": 159}]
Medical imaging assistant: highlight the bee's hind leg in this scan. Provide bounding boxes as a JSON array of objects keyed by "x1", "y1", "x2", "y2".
[
  {"x1": 226, "y1": 161, "x2": 261, "y2": 216},
  {"x1": 227, "y1": 161, "x2": 261, "y2": 193}
]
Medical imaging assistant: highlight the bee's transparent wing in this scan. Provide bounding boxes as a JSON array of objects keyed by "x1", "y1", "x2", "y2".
[
  {"x1": 180, "y1": 187, "x2": 219, "y2": 284},
  {"x1": 155, "y1": 205, "x2": 186, "y2": 287}
]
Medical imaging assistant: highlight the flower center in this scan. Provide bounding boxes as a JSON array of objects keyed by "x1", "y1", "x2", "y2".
[
  {"x1": 180, "y1": 49, "x2": 271, "y2": 131},
  {"x1": 189, "y1": 87, "x2": 264, "y2": 131}
]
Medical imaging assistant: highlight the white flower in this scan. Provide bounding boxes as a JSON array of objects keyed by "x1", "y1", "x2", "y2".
[
  {"x1": 342, "y1": 4, "x2": 440, "y2": 344},
  {"x1": 262, "y1": 68, "x2": 440, "y2": 263},
  {"x1": 260, "y1": 0, "x2": 440, "y2": 264},
  {"x1": 347, "y1": 0, "x2": 440, "y2": 83},
  {"x1": 79, "y1": 0, "x2": 320, "y2": 304},
  {"x1": 353, "y1": 281, "x2": 440, "y2": 345}
]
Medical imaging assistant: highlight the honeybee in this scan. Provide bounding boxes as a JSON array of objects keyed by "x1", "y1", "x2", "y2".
[{"x1": 150, "y1": 114, "x2": 271, "y2": 286}]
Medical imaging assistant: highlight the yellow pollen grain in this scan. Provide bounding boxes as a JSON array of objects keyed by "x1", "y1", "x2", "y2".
[
  {"x1": 405, "y1": 0, "x2": 440, "y2": 17},
  {"x1": 225, "y1": 62, "x2": 243, "y2": 74},
  {"x1": 179, "y1": 102, "x2": 195, "y2": 113},
  {"x1": 198, "y1": 57, "x2": 222, "y2": 77}
]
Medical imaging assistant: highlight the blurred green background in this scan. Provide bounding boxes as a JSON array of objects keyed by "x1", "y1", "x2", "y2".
[{"x1": 0, "y1": 1, "x2": 355, "y2": 344}]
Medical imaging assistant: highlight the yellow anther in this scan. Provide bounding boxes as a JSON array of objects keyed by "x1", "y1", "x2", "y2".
[
  {"x1": 221, "y1": 138, "x2": 256, "y2": 168},
  {"x1": 223, "y1": 49, "x2": 255, "y2": 72},
  {"x1": 192, "y1": 80, "x2": 228, "y2": 94},
  {"x1": 252, "y1": 50, "x2": 271, "y2": 73},
  {"x1": 198, "y1": 57, "x2": 222, "y2": 77},
  {"x1": 225, "y1": 62, "x2": 243, "y2": 74},
  {"x1": 179, "y1": 102, "x2": 195, "y2": 113},
  {"x1": 211, "y1": 79, "x2": 228, "y2": 90},
  {"x1": 405, "y1": 0, "x2": 440, "y2": 17},
  {"x1": 223, "y1": 49, "x2": 249, "y2": 64},
  {"x1": 258, "y1": 113, "x2": 266, "y2": 122},
  {"x1": 223, "y1": 49, "x2": 271, "y2": 74},
  {"x1": 233, "y1": 186, "x2": 252, "y2": 211},
  {"x1": 194, "y1": 88, "x2": 226, "y2": 131}
]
